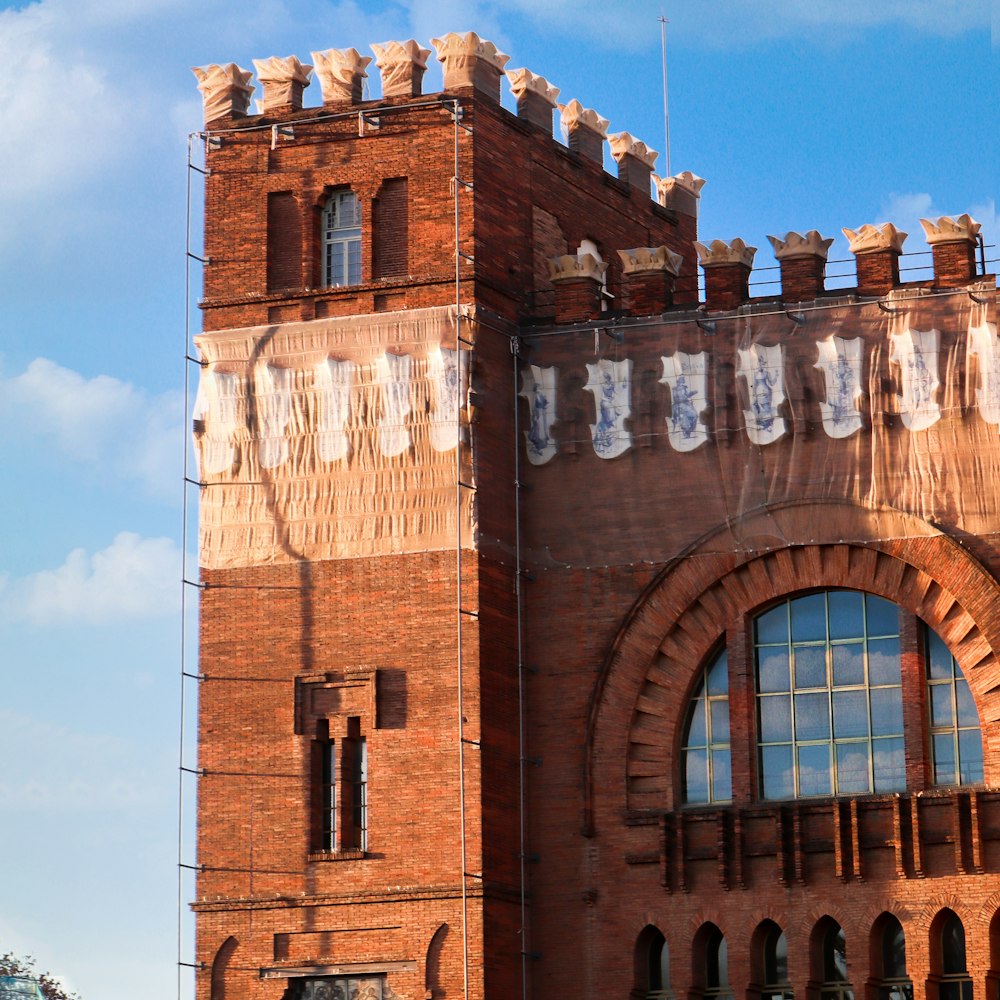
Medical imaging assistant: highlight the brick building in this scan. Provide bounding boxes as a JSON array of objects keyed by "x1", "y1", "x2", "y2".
[{"x1": 189, "y1": 33, "x2": 1000, "y2": 1000}]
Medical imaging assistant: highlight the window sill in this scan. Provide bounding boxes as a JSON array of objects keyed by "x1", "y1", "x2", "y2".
[{"x1": 308, "y1": 849, "x2": 367, "y2": 862}]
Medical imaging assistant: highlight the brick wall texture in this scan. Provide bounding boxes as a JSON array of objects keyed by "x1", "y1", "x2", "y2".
[{"x1": 194, "y1": 79, "x2": 1000, "y2": 1000}]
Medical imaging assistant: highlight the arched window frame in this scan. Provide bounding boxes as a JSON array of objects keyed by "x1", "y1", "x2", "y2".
[
  {"x1": 809, "y1": 917, "x2": 853, "y2": 1000},
  {"x1": 929, "y1": 910, "x2": 973, "y2": 1000},
  {"x1": 751, "y1": 920, "x2": 791, "y2": 1000},
  {"x1": 693, "y1": 923, "x2": 732, "y2": 1000},
  {"x1": 634, "y1": 925, "x2": 672, "y2": 1000},
  {"x1": 322, "y1": 188, "x2": 362, "y2": 287},
  {"x1": 681, "y1": 648, "x2": 731, "y2": 804},
  {"x1": 869, "y1": 913, "x2": 912, "y2": 1000}
]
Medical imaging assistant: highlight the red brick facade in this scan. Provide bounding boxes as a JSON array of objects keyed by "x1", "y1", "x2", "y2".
[{"x1": 193, "y1": 42, "x2": 1000, "y2": 1000}]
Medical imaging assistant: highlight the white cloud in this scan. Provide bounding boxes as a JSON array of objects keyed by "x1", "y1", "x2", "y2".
[
  {"x1": 0, "y1": 531, "x2": 182, "y2": 625},
  {"x1": 1, "y1": 357, "x2": 184, "y2": 499},
  {"x1": 0, "y1": 708, "x2": 163, "y2": 810}
]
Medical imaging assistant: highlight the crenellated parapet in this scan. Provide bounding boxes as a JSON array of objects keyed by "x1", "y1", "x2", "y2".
[
  {"x1": 252, "y1": 56, "x2": 312, "y2": 113},
  {"x1": 618, "y1": 247, "x2": 684, "y2": 314},
  {"x1": 548, "y1": 253, "x2": 608, "y2": 323},
  {"x1": 310, "y1": 48, "x2": 372, "y2": 104},
  {"x1": 696, "y1": 238, "x2": 757, "y2": 310},
  {"x1": 192, "y1": 63, "x2": 254, "y2": 124},
  {"x1": 920, "y1": 214, "x2": 983, "y2": 287},
  {"x1": 843, "y1": 222, "x2": 907, "y2": 296},
  {"x1": 371, "y1": 39, "x2": 431, "y2": 98},
  {"x1": 608, "y1": 132, "x2": 658, "y2": 192},
  {"x1": 431, "y1": 31, "x2": 510, "y2": 101},
  {"x1": 558, "y1": 99, "x2": 610, "y2": 164},
  {"x1": 767, "y1": 230, "x2": 834, "y2": 303},
  {"x1": 506, "y1": 68, "x2": 560, "y2": 129},
  {"x1": 654, "y1": 171, "x2": 705, "y2": 220}
]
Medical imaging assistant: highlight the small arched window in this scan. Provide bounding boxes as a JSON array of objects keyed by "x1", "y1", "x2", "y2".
[
  {"x1": 754, "y1": 920, "x2": 791, "y2": 1000},
  {"x1": 871, "y1": 914, "x2": 912, "y2": 1000},
  {"x1": 634, "y1": 925, "x2": 671, "y2": 1000},
  {"x1": 812, "y1": 918, "x2": 852, "y2": 1000},
  {"x1": 694, "y1": 924, "x2": 731, "y2": 1000},
  {"x1": 933, "y1": 911, "x2": 972, "y2": 1000},
  {"x1": 682, "y1": 649, "x2": 731, "y2": 804},
  {"x1": 927, "y1": 629, "x2": 984, "y2": 786},
  {"x1": 323, "y1": 189, "x2": 362, "y2": 287}
]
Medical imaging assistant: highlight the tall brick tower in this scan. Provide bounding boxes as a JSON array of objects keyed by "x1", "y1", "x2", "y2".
[
  {"x1": 191, "y1": 33, "x2": 696, "y2": 1000},
  {"x1": 191, "y1": 31, "x2": 1000, "y2": 1000}
]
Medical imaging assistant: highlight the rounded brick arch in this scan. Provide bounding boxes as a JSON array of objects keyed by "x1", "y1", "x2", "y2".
[{"x1": 584, "y1": 499, "x2": 1000, "y2": 832}]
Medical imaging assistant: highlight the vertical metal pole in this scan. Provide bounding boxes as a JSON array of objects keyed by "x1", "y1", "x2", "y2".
[
  {"x1": 453, "y1": 100, "x2": 471, "y2": 1000},
  {"x1": 659, "y1": 13, "x2": 671, "y2": 177}
]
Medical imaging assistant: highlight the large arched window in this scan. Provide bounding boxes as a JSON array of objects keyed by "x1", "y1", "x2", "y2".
[
  {"x1": 682, "y1": 649, "x2": 731, "y2": 804},
  {"x1": 756, "y1": 591, "x2": 905, "y2": 799},
  {"x1": 927, "y1": 628, "x2": 984, "y2": 785},
  {"x1": 871, "y1": 914, "x2": 912, "y2": 1000},
  {"x1": 322, "y1": 189, "x2": 362, "y2": 287}
]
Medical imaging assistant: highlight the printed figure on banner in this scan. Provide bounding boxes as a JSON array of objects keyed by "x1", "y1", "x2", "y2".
[
  {"x1": 192, "y1": 365, "x2": 241, "y2": 476},
  {"x1": 660, "y1": 351, "x2": 709, "y2": 452},
  {"x1": 519, "y1": 364, "x2": 558, "y2": 465},
  {"x1": 585, "y1": 358, "x2": 632, "y2": 459},
  {"x1": 968, "y1": 320, "x2": 1000, "y2": 426},
  {"x1": 814, "y1": 336, "x2": 863, "y2": 438},
  {"x1": 737, "y1": 343, "x2": 786, "y2": 445},
  {"x1": 428, "y1": 347, "x2": 467, "y2": 453},
  {"x1": 377, "y1": 352, "x2": 412, "y2": 457},
  {"x1": 315, "y1": 358, "x2": 355, "y2": 462},
  {"x1": 254, "y1": 362, "x2": 293, "y2": 469},
  {"x1": 888, "y1": 327, "x2": 940, "y2": 431}
]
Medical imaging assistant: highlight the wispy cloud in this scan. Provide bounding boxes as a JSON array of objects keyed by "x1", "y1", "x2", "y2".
[
  {"x1": 0, "y1": 531, "x2": 182, "y2": 625},
  {"x1": 0, "y1": 708, "x2": 164, "y2": 810},
  {"x1": 1, "y1": 358, "x2": 184, "y2": 499}
]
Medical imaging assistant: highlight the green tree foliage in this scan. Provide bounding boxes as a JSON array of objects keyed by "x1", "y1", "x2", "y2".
[{"x1": 0, "y1": 953, "x2": 80, "y2": 1000}]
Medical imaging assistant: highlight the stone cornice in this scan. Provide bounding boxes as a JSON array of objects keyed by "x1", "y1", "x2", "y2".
[
  {"x1": 608, "y1": 132, "x2": 658, "y2": 168},
  {"x1": 767, "y1": 230, "x2": 835, "y2": 261},
  {"x1": 695, "y1": 238, "x2": 757, "y2": 268},
  {"x1": 617, "y1": 246, "x2": 683, "y2": 276},
  {"x1": 558, "y1": 99, "x2": 609, "y2": 138},
  {"x1": 192, "y1": 63, "x2": 254, "y2": 123},
  {"x1": 547, "y1": 253, "x2": 608, "y2": 283},
  {"x1": 919, "y1": 213, "x2": 982, "y2": 246},
  {"x1": 506, "y1": 68, "x2": 560, "y2": 105},
  {"x1": 842, "y1": 222, "x2": 907, "y2": 256}
]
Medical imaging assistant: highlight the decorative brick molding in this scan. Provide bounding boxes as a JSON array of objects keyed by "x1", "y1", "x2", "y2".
[
  {"x1": 843, "y1": 222, "x2": 907, "y2": 296},
  {"x1": 371, "y1": 39, "x2": 431, "y2": 98},
  {"x1": 583, "y1": 500, "x2": 1000, "y2": 832},
  {"x1": 695, "y1": 238, "x2": 757, "y2": 310},
  {"x1": 252, "y1": 55, "x2": 312, "y2": 113},
  {"x1": 193, "y1": 63, "x2": 254, "y2": 124},
  {"x1": 505, "y1": 68, "x2": 560, "y2": 131},
  {"x1": 310, "y1": 48, "x2": 372, "y2": 104},
  {"x1": 920, "y1": 214, "x2": 982, "y2": 287},
  {"x1": 654, "y1": 170, "x2": 705, "y2": 219},
  {"x1": 767, "y1": 230, "x2": 834, "y2": 302},
  {"x1": 547, "y1": 253, "x2": 607, "y2": 322},
  {"x1": 431, "y1": 32, "x2": 509, "y2": 101},
  {"x1": 608, "y1": 132, "x2": 658, "y2": 192},
  {"x1": 558, "y1": 99, "x2": 609, "y2": 164},
  {"x1": 618, "y1": 247, "x2": 684, "y2": 314}
]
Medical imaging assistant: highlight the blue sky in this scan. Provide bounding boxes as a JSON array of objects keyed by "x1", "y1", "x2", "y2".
[{"x1": 0, "y1": 1, "x2": 994, "y2": 997}]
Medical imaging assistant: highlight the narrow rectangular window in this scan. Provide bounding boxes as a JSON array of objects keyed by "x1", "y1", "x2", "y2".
[
  {"x1": 320, "y1": 739, "x2": 337, "y2": 850},
  {"x1": 267, "y1": 191, "x2": 301, "y2": 291}
]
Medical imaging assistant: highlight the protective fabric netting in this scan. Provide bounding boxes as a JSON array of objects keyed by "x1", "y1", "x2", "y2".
[
  {"x1": 505, "y1": 285, "x2": 999, "y2": 571},
  {"x1": 194, "y1": 305, "x2": 473, "y2": 570}
]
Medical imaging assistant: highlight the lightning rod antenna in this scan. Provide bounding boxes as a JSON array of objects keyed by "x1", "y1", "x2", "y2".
[{"x1": 659, "y1": 12, "x2": 671, "y2": 176}]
